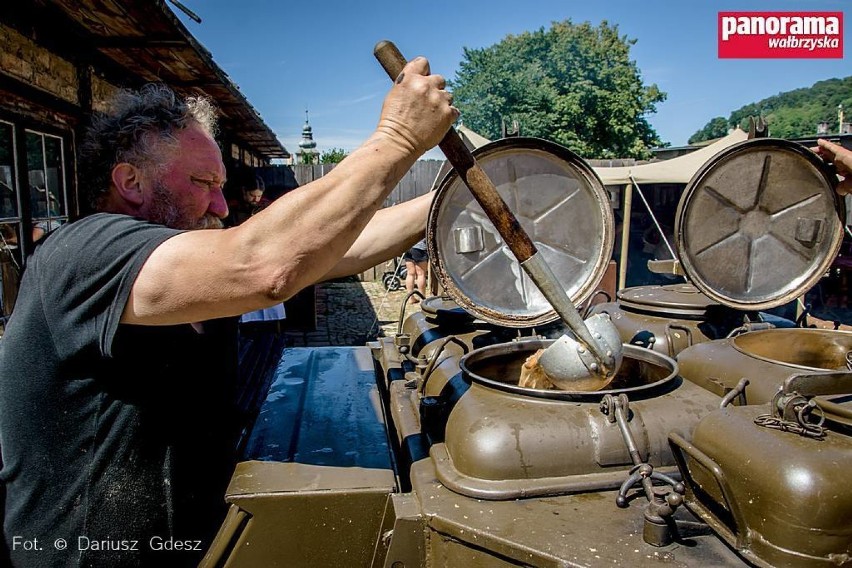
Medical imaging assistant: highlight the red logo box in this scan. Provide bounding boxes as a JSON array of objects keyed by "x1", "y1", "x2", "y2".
[{"x1": 718, "y1": 12, "x2": 843, "y2": 58}]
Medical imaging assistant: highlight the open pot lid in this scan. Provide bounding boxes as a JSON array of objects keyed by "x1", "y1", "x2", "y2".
[
  {"x1": 617, "y1": 283, "x2": 719, "y2": 317},
  {"x1": 427, "y1": 137, "x2": 614, "y2": 328},
  {"x1": 419, "y1": 296, "x2": 475, "y2": 326},
  {"x1": 675, "y1": 138, "x2": 845, "y2": 311}
]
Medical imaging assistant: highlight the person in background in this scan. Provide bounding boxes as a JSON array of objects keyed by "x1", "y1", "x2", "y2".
[
  {"x1": 228, "y1": 173, "x2": 285, "y2": 327},
  {"x1": 809, "y1": 139, "x2": 852, "y2": 329},
  {"x1": 0, "y1": 223, "x2": 20, "y2": 318},
  {"x1": 0, "y1": 56, "x2": 456, "y2": 568},
  {"x1": 814, "y1": 139, "x2": 852, "y2": 196},
  {"x1": 227, "y1": 172, "x2": 269, "y2": 226},
  {"x1": 403, "y1": 237, "x2": 428, "y2": 303}
]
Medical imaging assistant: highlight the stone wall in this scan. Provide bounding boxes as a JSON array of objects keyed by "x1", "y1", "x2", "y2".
[
  {"x1": 0, "y1": 23, "x2": 78, "y2": 105},
  {"x1": 91, "y1": 74, "x2": 120, "y2": 113}
]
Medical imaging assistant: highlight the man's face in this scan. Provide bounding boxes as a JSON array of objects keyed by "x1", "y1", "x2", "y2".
[
  {"x1": 244, "y1": 189, "x2": 264, "y2": 205},
  {"x1": 142, "y1": 124, "x2": 228, "y2": 230}
]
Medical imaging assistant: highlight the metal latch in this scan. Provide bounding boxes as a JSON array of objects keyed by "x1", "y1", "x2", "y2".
[
  {"x1": 453, "y1": 226, "x2": 484, "y2": 254},
  {"x1": 647, "y1": 259, "x2": 683, "y2": 276}
]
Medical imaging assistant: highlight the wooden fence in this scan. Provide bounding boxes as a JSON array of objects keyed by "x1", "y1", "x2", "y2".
[
  {"x1": 255, "y1": 159, "x2": 446, "y2": 281},
  {"x1": 257, "y1": 159, "x2": 444, "y2": 204}
]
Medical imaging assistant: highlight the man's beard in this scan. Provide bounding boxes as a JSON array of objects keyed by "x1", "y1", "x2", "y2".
[{"x1": 149, "y1": 181, "x2": 223, "y2": 230}]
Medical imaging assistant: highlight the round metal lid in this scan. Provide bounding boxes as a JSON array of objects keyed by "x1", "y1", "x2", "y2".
[
  {"x1": 675, "y1": 138, "x2": 845, "y2": 311},
  {"x1": 419, "y1": 295, "x2": 475, "y2": 326},
  {"x1": 617, "y1": 283, "x2": 719, "y2": 317},
  {"x1": 428, "y1": 138, "x2": 614, "y2": 328},
  {"x1": 420, "y1": 295, "x2": 462, "y2": 315}
]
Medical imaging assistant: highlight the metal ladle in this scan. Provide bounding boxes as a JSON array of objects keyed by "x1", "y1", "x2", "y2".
[{"x1": 374, "y1": 41, "x2": 623, "y2": 390}]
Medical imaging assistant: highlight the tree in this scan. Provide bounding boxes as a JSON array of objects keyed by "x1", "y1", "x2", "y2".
[
  {"x1": 688, "y1": 117, "x2": 730, "y2": 144},
  {"x1": 320, "y1": 148, "x2": 348, "y2": 164},
  {"x1": 449, "y1": 20, "x2": 666, "y2": 159},
  {"x1": 298, "y1": 151, "x2": 317, "y2": 165},
  {"x1": 690, "y1": 76, "x2": 852, "y2": 142}
]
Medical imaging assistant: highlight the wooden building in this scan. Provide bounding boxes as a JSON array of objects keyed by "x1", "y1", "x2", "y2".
[{"x1": 0, "y1": 0, "x2": 288, "y2": 318}]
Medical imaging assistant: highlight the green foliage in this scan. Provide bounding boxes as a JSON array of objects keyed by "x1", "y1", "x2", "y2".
[
  {"x1": 449, "y1": 19, "x2": 666, "y2": 159},
  {"x1": 690, "y1": 76, "x2": 852, "y2": 143},
  {"x1": 688, "y1": 117, "x2": 730, "y2": 144},
  {"x1": 319, "y1": 147, "x2": 348, "y2": 164},
  {"x1": 299, "y1": 151, "x2": 317, "y2": 165}
]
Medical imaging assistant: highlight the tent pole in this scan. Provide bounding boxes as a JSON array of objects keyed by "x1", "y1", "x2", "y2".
[{"x1": 618, "y1": 182, "x2": 633, "y2": 291}]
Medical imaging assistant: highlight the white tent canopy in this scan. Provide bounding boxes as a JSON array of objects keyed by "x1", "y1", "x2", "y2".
[
  {"x1": 457, "y1": 124, "x2": 492, "y2": 150},
  {"x1": 593, "y1": 129, "x2": 749, "y2": 186},
  {"x1": 429, "y1": 124, "x2": 494, "y2": 189},
  {"x1": 431, "y1": 126, "x2": 750, "y2": 189}
]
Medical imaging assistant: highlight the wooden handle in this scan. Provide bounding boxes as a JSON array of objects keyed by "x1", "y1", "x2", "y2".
[
  {"x1": 374, "y1": 40, "x2": 537, "y2": 261},
  {"x1": 375, "y1": 41, "x2": 617, "y2": 376}
]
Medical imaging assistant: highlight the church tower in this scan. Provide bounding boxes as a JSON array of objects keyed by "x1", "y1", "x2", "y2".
[{"x1": 298, "y1": 110, "x2": 318, "y2": 165}]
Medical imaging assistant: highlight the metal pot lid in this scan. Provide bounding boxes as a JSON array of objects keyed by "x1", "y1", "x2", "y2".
[
  {"x1": 617, "y1": 283, "x2": 719, "y2": 317},
  {"x1": 420, "y1": 295, "x2": 462, "y2": 315},
  {"x1": 428, "y1": 137, "x2": 614, "y2": 328},
  {"x1": 675, "y1": 138, "x2": 845, "y2": 311},
  {"x1": 419, "y1": 295, "x2": 475, "y2": 325}
]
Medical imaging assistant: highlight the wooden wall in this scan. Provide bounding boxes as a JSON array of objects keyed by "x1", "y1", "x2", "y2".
[
  {"x1": 0, "y1": 23, "x2": 80, "y2": 106},
  {"x1": 259, "y1": 159, "x2": 444, "y2": 203},
  {"x1": 256, "y1": 160, "x2": 446, "y2": 281}
]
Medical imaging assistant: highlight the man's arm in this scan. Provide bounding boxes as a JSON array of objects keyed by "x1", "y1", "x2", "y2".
[
  {"x1": 322, "y1": 191, "x2": 432, "y2": 280},
  {"x1": 122, "y1": 58, "x2": 456, "y2": 325}
]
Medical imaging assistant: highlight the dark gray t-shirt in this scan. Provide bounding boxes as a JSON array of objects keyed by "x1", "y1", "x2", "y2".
[{"x1": 0, "y1": 213, "x2": 239, "y2": 567}]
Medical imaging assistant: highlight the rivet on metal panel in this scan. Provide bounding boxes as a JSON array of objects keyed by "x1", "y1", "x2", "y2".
[
  {"x1": 795, "y1": 217, "x2": 823, "y2": 247},
  {"x1": 453, "y1": 226, "x2": 484, "y2": 254}
]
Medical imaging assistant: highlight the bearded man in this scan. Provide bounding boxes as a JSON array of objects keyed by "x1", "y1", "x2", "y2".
[{"x1": 0, "y1": 57, "x2": 456, "y2": 567}]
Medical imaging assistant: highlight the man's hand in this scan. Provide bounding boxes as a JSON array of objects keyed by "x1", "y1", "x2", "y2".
[
  {"x1": 814, "y1": 139, "x2": 852, "y2": 196},
  {"x1": 374, "y1": 57, "x2": 459, "y2": 156}
]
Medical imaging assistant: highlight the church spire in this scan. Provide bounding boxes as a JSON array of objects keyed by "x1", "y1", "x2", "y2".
[{"x1": 298, "y1": 109, "x2": 317, "y2": 164}]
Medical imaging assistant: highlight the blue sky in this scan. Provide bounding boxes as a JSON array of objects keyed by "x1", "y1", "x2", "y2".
[{"x1": 170, "y1": 0, "x2": 849, "y2": 160}]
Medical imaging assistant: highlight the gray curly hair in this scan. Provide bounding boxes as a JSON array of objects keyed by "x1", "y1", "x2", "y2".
[{"x1": 78, "y1": 83, "x2": 219, "y2": 212}]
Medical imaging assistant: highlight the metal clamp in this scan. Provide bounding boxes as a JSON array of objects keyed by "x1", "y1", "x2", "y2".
[
  {"x1": 754, "y1": 370, "x2": 852, "y2": 438},
  {"x1": 601, "y1": 394, "x2": 685, "y2": 546},
  {"x1": 394, "y1": 333, "x2": 411, "y2": 355},
  {"x1": 600, "y1": 394, "x2": 641, "y2": 463},
  {"x1": 394, "y1": 333, "x2": 424, "y2": 367},
  {"x1": 643, "y1": 486, "x2": 686, "y2": 547},
  {"x1": 755, "y1": 390, "x2": 827, "y2": 439},
  {"x1": 614, "y1": 463, "x2": 684, "y2": 509}
]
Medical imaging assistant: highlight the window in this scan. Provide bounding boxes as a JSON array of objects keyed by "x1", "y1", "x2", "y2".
[
  {"x1": 0, "y1": 120, "x2": 21, "y2": 321},
  {"x1": 26, "y1": 130, "x2": 69, "y2": 240},
  {"x1": 0, "y1": 122, "x2": 73, "y2": 325}
]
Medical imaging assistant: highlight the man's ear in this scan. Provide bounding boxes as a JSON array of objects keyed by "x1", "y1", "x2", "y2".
[{"x1": 111, "y1": 163, "x2": 145, "y2": 206}]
